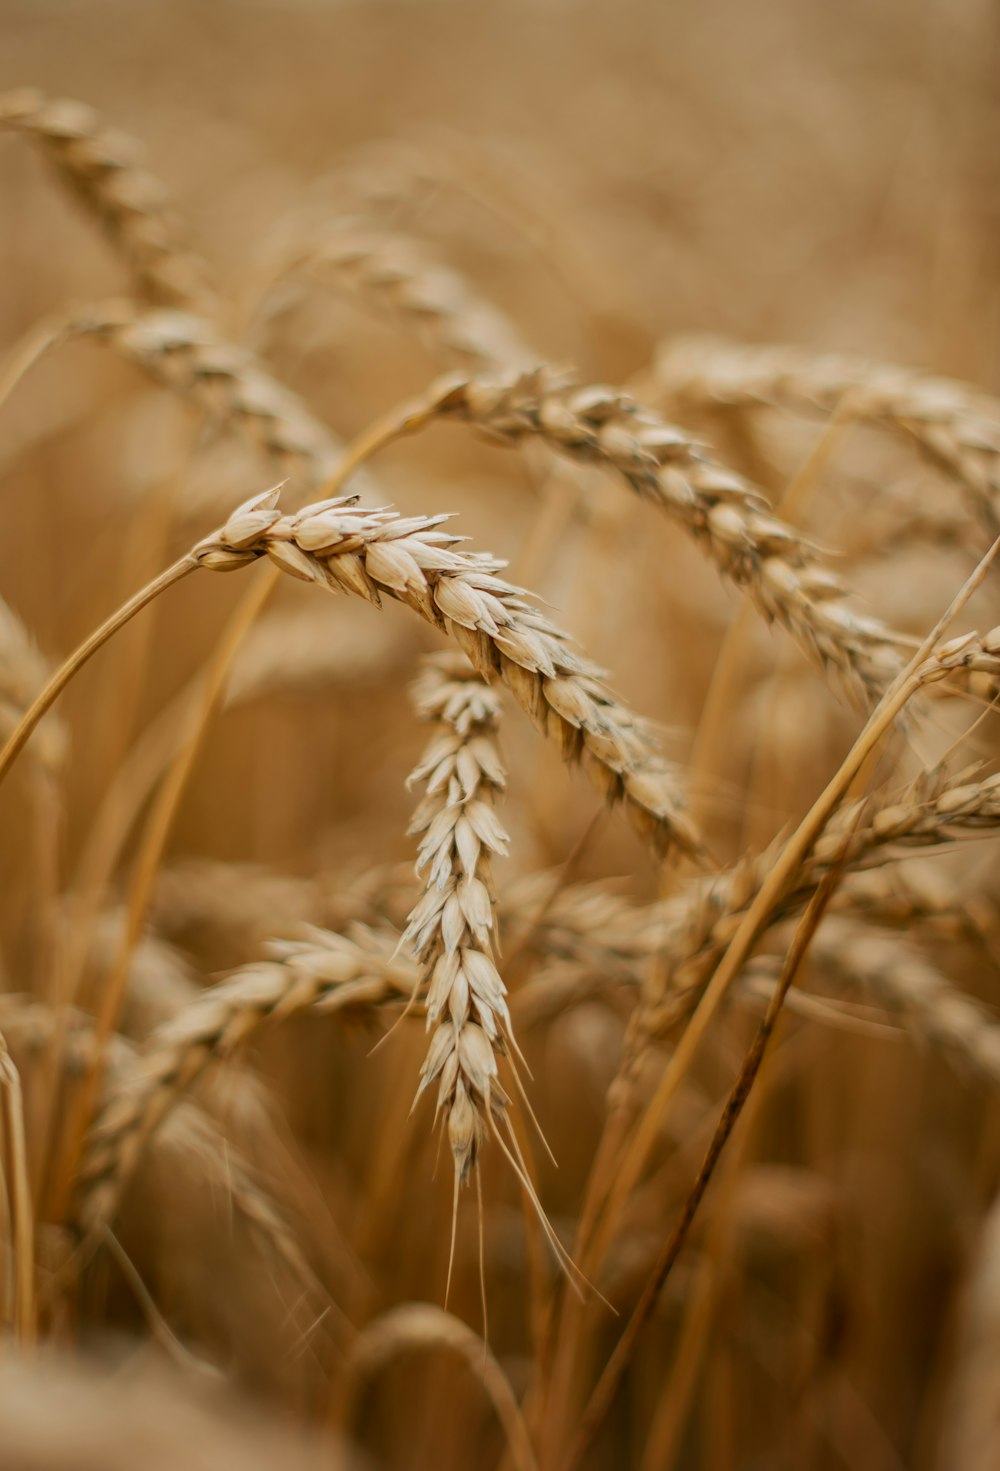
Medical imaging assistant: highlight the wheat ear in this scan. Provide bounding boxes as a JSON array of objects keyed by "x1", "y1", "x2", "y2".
[
  {"x1": 190, "y1": 486, "x2": 702, "y2": 857},
  {"x1": 755, "y1": 917, "x2": 1000, "y2": 1086},
  {"x1": 0, "y1": 996, "x2": 330, "y2": 1315},
  {"x1": 0, "y1": 89, "x2": 216, "y2": 313},
  {"x1": 0, "y1": 301, "x2": 342, "y2": 492},
  {"x1": 255, "y1": 221, "x2": 533, "y2": 371},
  {"x1": 653, "y1": 334, "x2": 1000, "y2": 537},
  {"x1": 77, "y1": 926, "x2": 414, "y2": 1232},
  {"x1": 400, "y1": 655, "x2": 567, "y2": 1292},
  {"x1": 402, "y1": 655, "x2": 513, "y2": 1197},
  {"x1": 426, "y1": 368, "x2": 908, "y2": 702},
  {"x1": 632, "y1": 758, "x2": 1000, "y2": 1047}
]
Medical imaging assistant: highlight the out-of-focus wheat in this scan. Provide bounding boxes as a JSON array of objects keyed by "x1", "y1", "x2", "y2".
[
  {"x1": 0, "y1": 88, "x2": 217, "y2": 313},
  {"x1": 653, "y1": 334, "x2": 1000, "y2": 536}
]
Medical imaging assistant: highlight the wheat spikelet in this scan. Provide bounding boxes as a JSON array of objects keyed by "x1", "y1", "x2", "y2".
[
  {"x1": 193, "y1": 486, "x2": 703, "y2": 857},
  {"x1": 653, "y1": 334, "x2": 1000, "y2": 536},
  {"x1": 430, "y1": 368, "x2": 907, "y2": 701},
  {"x1": 0, "y1": 89, "x2": 217, "y2": 314}
]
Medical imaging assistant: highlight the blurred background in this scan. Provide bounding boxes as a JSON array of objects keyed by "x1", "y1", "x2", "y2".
[{"x1": 1, "y1": 2, "x2": 1000, "y2": 1468}]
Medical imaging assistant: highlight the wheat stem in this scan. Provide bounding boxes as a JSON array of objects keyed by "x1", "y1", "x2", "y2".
[{"x1": 0, "y1": 556, "x2": 197, "y2": 791}]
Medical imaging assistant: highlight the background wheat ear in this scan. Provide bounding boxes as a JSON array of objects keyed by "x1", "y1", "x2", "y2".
[{"x1": 0, "y1": 89, "x2": 218, "y2": 314}]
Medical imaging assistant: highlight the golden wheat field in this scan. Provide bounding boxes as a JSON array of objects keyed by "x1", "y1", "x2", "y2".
[{"x1": 1, "y1": 1, "x2": 1000, "y2": 1467}]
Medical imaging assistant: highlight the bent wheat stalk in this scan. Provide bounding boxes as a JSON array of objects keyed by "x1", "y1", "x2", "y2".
[{"x1": 339, "y1": 1302, "x2": 539, "y2": 1471}]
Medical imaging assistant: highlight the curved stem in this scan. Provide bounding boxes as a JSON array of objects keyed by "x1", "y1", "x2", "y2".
[
  {"x1": 0, "y1": 556, "x2": 198, "y2": 792},
  {"x1": 317, "y1": 387, "x2": 447, "y2": 499},
  {"x1": 0, "y1": 314, "x2": 70, "y2": 418},
  {"x1": 45, "y1": 563, "x2": 278, "y2": 1221},
  {"x1": 96, "y1": 564, "x2": 279, "y2": 1048},
  {"x1": 338, "y1": 1303, "x2": 539, "y2": 1471}
]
